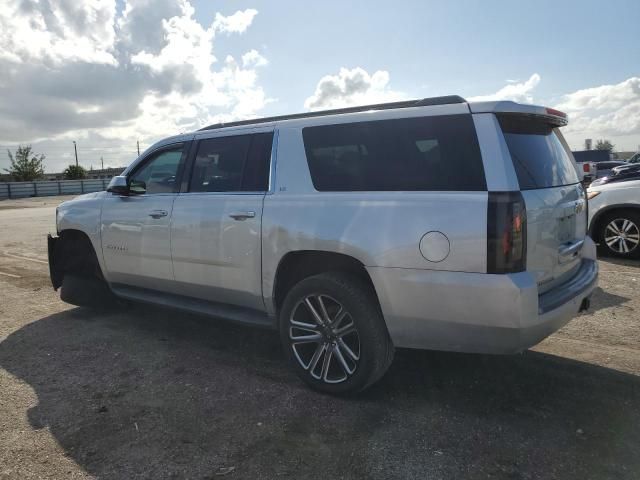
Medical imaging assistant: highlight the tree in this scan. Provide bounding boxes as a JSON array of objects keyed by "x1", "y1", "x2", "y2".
[
  {"x1": 595, "y1": 139, "x2": 614, "y2": 152},
  {"x1": 4, "y1": 145, "x2": 45, "y2": 181},
  {"x1": 63, "y1": 164, "x2": 87, "y2": 180}
]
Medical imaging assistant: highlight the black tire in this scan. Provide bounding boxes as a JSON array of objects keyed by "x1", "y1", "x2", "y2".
[
  {"x1": 596, "y1": 210, "x2": 640, "y2": 259},
  {"x1": 279, "y1": 272, "x2": 394, "y2": 394}
]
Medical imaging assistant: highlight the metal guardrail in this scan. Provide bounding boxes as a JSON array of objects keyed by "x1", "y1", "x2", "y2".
[{"x1": 0, "y1": 179, "x2": 110, "y2": 200}]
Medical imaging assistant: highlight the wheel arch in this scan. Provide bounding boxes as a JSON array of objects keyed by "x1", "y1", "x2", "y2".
[
  {"x1": 50, "y1": 228, "x2": 105, "y2": 289},
  {"x1": 271, "y1": 250, "x2": 380, "y2": 315},
  {"x1": 589, "y1": 203, "x2": 640, "y2": 238}
]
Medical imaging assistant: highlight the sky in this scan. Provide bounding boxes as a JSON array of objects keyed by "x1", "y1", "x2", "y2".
[{"x1": 0, "y1": 0, "x2": 639, "y2": 173}]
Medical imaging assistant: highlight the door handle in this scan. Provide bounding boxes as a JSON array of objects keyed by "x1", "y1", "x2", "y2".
[
  {"x1": 229, "y1": 211, "x2": 256, "y2": 221},
  {"x1": 558, "y1": 239, "x2": 584, "y2": 264},
  {"x1": 148, "y1": 209, "x2": 168, "y2": 219}
]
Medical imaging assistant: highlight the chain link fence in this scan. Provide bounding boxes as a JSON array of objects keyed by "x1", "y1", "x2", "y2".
[{"x1": 0, "y1": 179, "x2": 110, "y2": 200}]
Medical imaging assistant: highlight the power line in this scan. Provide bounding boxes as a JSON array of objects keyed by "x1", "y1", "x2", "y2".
[
  {"x1": 0, "y1": 144, "x2": 136, "y2": 150},
  {"x1": 0, "y1": 143, "x2": 145, "y2": 150}
]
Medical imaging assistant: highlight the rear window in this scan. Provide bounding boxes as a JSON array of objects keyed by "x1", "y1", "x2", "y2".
[
  {"x1": 302, "y1": 114, "x2": 486, "y2": 191},
  {"x1": 499, "y1": 114, "x2": 580, "y2": 189}
]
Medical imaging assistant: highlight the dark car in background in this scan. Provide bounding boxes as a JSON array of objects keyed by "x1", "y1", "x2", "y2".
[
  {"x1": 595, "y1": 160, "x2": 628, "y2": 178},
  {"x1": 612, "y1": 151, "x2": 640, "y2": 175},
  {"x1": 591, "y1": 163, "x2": 640, "y2": 187}
]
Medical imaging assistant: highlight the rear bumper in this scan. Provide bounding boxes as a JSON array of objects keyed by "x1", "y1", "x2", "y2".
[{"x1": 368, "y1": 258, "x2": 598, "y2": 354}]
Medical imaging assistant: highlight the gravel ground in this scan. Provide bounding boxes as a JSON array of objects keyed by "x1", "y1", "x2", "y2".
[{"x1": 0, "y1": 196, "x2": 639, "y2": 479}]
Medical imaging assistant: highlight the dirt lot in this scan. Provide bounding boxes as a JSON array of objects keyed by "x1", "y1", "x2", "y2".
[{"x1": 0, "y1": 196, "x2": 639, "y2": 479}]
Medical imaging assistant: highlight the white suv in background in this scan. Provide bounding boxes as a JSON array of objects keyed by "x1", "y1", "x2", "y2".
[
  {"x1": 588, "y1": 179, "x2": 640, "y2": 259},
  {"x1": 49, "y1": 97, "x2": 598, "y2": 393}
]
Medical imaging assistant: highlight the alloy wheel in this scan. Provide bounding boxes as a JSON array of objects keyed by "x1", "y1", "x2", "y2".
[
  {"x1": 604, "y1": 218, "x2": 640, "y2": 254},
  {"x1": 288, "y1": 294, "x2": 360, "y2": 384}
]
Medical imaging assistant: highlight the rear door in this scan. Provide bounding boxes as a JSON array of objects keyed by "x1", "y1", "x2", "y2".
[
  {"x1": 498, "y1": 114, "x2": 586, "y2": 292},
  {"x1": 169, "y1": 129, "x2": 274, "y2": 310}
]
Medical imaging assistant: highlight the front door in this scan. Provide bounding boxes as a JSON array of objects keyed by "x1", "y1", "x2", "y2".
[
  {"x1": 101, "y1": 142, "x2": 188, "y2": 290},
  {"x1": 170, "y1": 130, "x2": 274, "y2": 310}
]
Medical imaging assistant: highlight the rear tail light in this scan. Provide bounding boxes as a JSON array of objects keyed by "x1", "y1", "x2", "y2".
[
  {"x1": 487, "y1": 192, "x2": 527, "y2": 274},
  {"x1": 545, "y1": 107, "x2": 567, "y2": 120},
  {"x1": 583, "y1": 163, "x2": 590, "y2": 173}
]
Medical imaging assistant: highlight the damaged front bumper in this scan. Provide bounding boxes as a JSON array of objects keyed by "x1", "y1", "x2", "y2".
[{"x1": 47, "y1": 234, "x2": 63, "y2": 290}]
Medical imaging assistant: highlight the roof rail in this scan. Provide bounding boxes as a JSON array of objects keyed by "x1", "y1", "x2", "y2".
[{"x1": 198, "y1": 95, "x2": 467, "y2": 131}]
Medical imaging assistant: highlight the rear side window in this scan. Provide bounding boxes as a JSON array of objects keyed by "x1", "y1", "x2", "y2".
[
  {"x1": 499, "y1": 115, "x2": 579, "y2": 189},
  {"x1": 302, "y1": 114, "x2": 486, "y2": 191},
  {"x1": 189, "y1": 132, "x2": 273, "y2": 192}
]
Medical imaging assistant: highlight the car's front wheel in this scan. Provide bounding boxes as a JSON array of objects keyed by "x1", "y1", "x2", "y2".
[
  {"x1": 597, "y1": 210, "x2": 640, "y2": 259},
  {"x1": 279, "y1": 272, "x2": 393, "y2": 394}
]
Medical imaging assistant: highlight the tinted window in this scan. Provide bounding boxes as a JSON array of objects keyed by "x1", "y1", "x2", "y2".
[
  {"x1": 189, "y1": 133, "x2": 273, "y2": 192},
  {"x1": 242, "y1": 133, "x2": 274, "y2": 191},
  {"x1": 499, "y1": 115, "x2": 579, "y2": 189},
  {"x1": 302, "y1": 114, "x2": 486, "y2": 191},
  {"x1": 129, "y1": 145, "x2": 184, "y2": 194}
]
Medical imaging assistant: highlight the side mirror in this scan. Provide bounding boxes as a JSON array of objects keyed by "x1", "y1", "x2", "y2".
[{"x1": 106, "y1": 176, "x2": 130, "y2": 196}]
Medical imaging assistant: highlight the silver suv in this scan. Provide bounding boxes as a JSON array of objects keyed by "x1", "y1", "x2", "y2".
[{"x1": 48, "y1": 96, "x2": 598, "y2": 393}]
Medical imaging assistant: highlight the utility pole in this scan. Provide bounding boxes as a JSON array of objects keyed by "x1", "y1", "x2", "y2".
[
  {"x1": 101, "y1": 156, "x2": 104, "y2": 170},
  {"x1": 73, "y1": 141, "x2": 78, "y2": 167},
  {"x1": 137, "y1": 140, "x2": 140, "y2": 156}
]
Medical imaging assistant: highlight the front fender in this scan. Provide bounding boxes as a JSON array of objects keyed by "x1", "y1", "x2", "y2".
[{"x1": 56, "y1": 192, "x2": 107, "y2": 278}]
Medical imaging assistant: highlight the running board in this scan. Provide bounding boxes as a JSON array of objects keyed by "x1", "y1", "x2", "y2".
[{"x1": 111, "y1": 284, "x2": 276, "y2": 329}]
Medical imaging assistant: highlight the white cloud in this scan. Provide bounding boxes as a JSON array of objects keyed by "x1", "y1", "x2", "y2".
[
  {"x1": 0, "y1": 1, "x2": 269, "y2": 172},
  {"x1": 242, "y1": 49, "x2": 268, "y2": 68},
  {"x1": 467, "y1": 73, "x2": 640, "y2": 150},
  {"x1": 304, "y1": 67, "x2": 405, "y2": 110},
  {"x1": 0, "y1": 0, "x2": 117, "y2": 65},
  {"x1": 469, "y1": 73, "x2": 541, "y2": 103},
  {"x1": 555, "y1": 77, "x2": 640, "y2": 151},
  {"x1": 555, "y1": 77, "x2": 640, "y2": 113},
  {"x1": 213, "y1": 9, "x2": 258, "y2": 34}
]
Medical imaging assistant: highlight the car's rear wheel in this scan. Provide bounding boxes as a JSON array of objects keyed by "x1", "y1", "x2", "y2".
[
  {"x1": 597, "y1": 210, "x2": 640, "y2": 259},
  {"x1": 279, "y1": 272, "x2": 393, "y2": 394}
]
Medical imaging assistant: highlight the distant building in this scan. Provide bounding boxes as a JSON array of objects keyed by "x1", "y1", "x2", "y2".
[
  {"x1": 573, "y1": 150, "x2": 611, "y2": 163},
  {"x1": 613, "y1": 151, "x2": 637, "y2": 161}
]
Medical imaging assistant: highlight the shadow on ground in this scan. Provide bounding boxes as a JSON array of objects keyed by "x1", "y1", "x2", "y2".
[
  {"x1": 1, "y1": 306, "x2": 639, "y2": 479},
  {"x1": 587, "y1": 286, "x2": 631, "y2": 312},
  {"x1": 597, "y1": 255, "x2": 640, "y2": 268}
]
